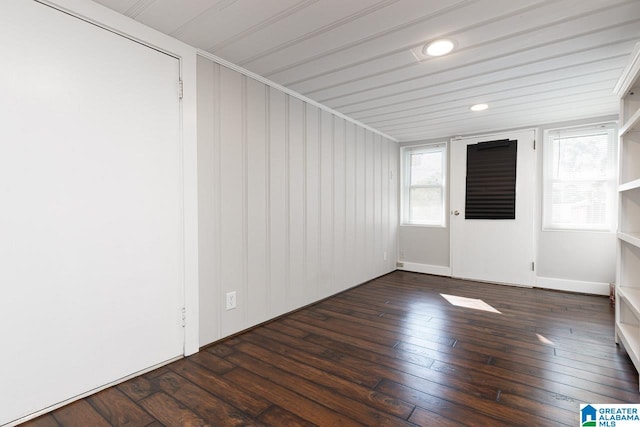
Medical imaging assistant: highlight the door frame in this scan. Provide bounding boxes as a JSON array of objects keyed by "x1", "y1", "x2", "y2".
[{"x1": 449, "y1": 128, "x2": 537, "y2": 287}]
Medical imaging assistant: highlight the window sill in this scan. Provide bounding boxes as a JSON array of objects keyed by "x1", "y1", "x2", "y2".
[
  {"x1": 541, "y1": 226, "x2": 616, "y2": 233},
  {"x1": 400, "y1": 223, "x2": 447, "y2": 228}
]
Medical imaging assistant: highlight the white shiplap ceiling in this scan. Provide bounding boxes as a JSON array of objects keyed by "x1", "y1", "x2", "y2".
[{"x1": 94, "y1": 0, "x2": 640, "y2": 142}]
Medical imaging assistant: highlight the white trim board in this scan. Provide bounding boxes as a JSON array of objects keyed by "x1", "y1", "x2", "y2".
[
  {"x1": 614, "y1": 41, "x2": 640, "y2": 96},
  {"x1": 397, "y1": 264, "x2": 609, "y2": 296},
  {"x1": 397, "y1": 262, "x2": 451, "y2": 277},
  {"x1": 535, "y1": 276, "x2": 610, "y2": 296},
  {"x1": 196, "y1": 50, "x2": 397, "y2": 143}
]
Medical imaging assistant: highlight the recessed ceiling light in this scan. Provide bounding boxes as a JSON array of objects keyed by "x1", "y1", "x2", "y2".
[
  {"x1": 470, "y1": 103, "x2": 488, "y2": 111},
  {"x1": 423, "y1": 39, "x2": 454, "y2": 57}
]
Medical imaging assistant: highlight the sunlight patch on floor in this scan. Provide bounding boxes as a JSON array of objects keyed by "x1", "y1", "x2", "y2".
[
  {"x1": 440, "y1": 294, "x2": 501, "y2": 314},
  {"x1": 536, "y1": 333, "x2": 555, "y2": 345}
]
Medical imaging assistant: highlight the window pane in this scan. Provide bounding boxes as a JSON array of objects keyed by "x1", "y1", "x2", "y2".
[
  {"x1": 409, "y1": 187, "x2": 442, "y2": 224},
  {"x1": 544, "y1": 126, "x2": 615, "y2": 231},
  {"x1": 410, "y1": 151, "x2": 442, "y2": 186},
  {"x1": 550, "y1": 181, "x2": 608, "y2": 227},
  {"x1": 402, "y1": 144, "x2": 447, "y2": 227},
  {"x1": 551, "y1": 133, "x2": 610, "y2": 180}
]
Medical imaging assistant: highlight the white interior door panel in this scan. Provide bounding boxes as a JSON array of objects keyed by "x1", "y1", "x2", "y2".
[
  {"x1": 0, "y1": 1, "x2": 183, "y2": 424},
  {"x1": 450, "y1": 129, "x2": 536, "y2": 287}
]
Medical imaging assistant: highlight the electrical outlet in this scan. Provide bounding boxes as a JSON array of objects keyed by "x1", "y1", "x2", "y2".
[
  {"x1": 383, "y1": 251, "x2": 387, "y2": 261},
  {"x1": 225, "y1": 291, "x2": 237, "y2": 310},
  {"x1": 399, "y1": 250, "x2": 405, "y2": 258}
]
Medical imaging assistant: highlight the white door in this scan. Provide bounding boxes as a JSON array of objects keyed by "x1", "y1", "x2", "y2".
[
  {"x1": 450, "y1": 129, "x2": 536, "y2": 286},
  {"x1": 0, "y1": 2, "x2": 184, "y2": 424}
]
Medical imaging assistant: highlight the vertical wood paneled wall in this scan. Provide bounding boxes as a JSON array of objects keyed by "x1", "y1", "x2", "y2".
[{"x1": 197, "y1": 56, "x2": 398, "y2": 346}]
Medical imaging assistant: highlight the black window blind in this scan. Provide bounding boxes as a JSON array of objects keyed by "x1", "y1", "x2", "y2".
[{"x1": 465, "y1": 139, "x2": 517, "y2": 220}]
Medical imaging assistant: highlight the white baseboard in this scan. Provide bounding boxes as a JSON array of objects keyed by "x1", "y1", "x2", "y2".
[
  {"x1": 535, "y1": 276, "x2": 610, "y2": 296},
  {"x1": 398, "y1": 261, "x2": 451, "y2": 277},
  {"x1": 396, "y1": 266, "x2": 610, "y2": 296}
]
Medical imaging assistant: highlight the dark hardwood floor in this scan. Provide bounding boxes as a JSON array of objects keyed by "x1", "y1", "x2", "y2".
[{"x1": 22, "y1": 271, "x2": 639, "y2": 426}]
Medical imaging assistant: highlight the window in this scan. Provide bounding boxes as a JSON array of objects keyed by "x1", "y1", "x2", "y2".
[
  {"x1": 401, "y1": 143, "x2": 447, "y2": 226},
  {"x1": 543, "y1": 124, "x2": 617, "y2": 231}
]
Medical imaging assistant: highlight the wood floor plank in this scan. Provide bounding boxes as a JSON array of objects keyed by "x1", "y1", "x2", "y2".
[
  {"x1": 205, "y1": 343, "x2": 235, "y2": 358},
  {"x1": 394, "y1": 335, "x2": 636, "y2": 395},
  {"x1": 151, "y1": 370, "x2": 260, "y2": 426},
  {"x1": 223, "y1": 367, "x2": 363, "y2": 426},
  {"x1": 169, "y1": 358, "x2": 271, "y2": 417},
  {"x1": 258, "y1": 406, "x2": 316, "y2": 427},
  {"x1": 87, "y1": 387, "x2": 155, "y2": 426},
  {"x1": 428, "y1": 358, "x2": 582, "y2": 413},
  {"x1": 116, "y1": 376, "x2": 156, "y2": 402},
  {"x1": 23, "y1": 271, "x2": 639, "y2": 426},
  {"x1": 232, "y1": 340, "x2": 415, "y2": 419},
  {"x1": 226, "y1": 351, "x2": 416, "y2": 426},
  {"x1": 490, "y1": 351, "x2": 639, "y2": 398},
  {"x1": 246, "y1": 327, "x2": 382, "y2": 387},
  {"x1": 380, "y1": 367, "x2": 563, "y2": 425},
  {"x1": 52, "y1": 400, "x2": 111, "y2": 427},
  {"x1": 19, "y1": 414, "x2": 60, "y2": 427},
  {"x1": 142, "y1": 366, "x2": 172, "y2": 380},
  {"x1": 257, "y1": 325, "x2": 551, "y2": 424},
  {"x1": 138, "y1": 392, "x2": 208, "y2": 427},
  {"x1": 376, "y1": 379, "x2": 513, "y2": 427},
  {"x1": 187, "y1": 349, "x2": 235, "y2": 375},
  {"x1": 299, "y1": 332, "x2": 499, "y2": 401},
  {"x1": 267, "y1": 321, "x2": 440, "y2": 374},
  {"x1": 408, "y1": 407, "x2": 465, "y2": 427},
  {"x1": 496, "y1": 390, "x2": 579, "y2": 425}
]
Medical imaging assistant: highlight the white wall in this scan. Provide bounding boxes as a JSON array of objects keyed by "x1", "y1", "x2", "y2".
[
  {"x1": 197, "y1": 55, "x2": 398, "y2": 346},
  {"x1": 398, "y1": 226, "x2": 450, "y2": 269},
  {"x1": 536, "y1": 231, "x2": 616, "y2": 288},
  {"x1": 398, "y1": 117, "x2": 617, "y2": 295}
]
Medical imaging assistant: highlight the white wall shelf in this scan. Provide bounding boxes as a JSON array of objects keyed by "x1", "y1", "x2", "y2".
[
  {"x1": 616, "y1": 41, "x2": 640, "y2": 392},
  {"x1": 617, "y1": 323, "x2": 640, "y2": 372},
  {"x1": 619, "y1": 287, "x2": 640, "y2": 318},
  {"x1": 619, "y1": 231, "x2": 640, "y2": 249},
  {"x1": 619, "y1": 178, "x2": 640, "y2": 193},
  {"x1": 620, "y1": 109, "x2": 640, "y2": 136}
]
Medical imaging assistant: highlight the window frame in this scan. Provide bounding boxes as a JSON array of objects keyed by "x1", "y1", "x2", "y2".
[
  {"x1": 542, "y1": 123, "x2": 617, "y2": 232},
  {"x1": 401, "y1": 142, "x2": 447, "y2": 227}
]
